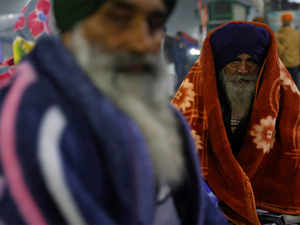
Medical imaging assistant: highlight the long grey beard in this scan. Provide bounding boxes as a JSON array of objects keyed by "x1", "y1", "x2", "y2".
[
  {"x1": 220, "y1": 70, "x2": 257, "y2": 121},
  {"x1": 67, "y1": 26, "x2": 185, "y2": 188}
]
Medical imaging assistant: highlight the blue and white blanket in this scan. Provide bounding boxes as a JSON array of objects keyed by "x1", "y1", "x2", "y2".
[{"x1": 0, "y1": 36, "x2": 227, "y2": 225}]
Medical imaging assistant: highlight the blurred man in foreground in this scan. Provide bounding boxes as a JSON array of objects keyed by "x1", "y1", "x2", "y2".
[
  {"x1": 0, "y1": 0, "x2": 227, "y2": 224},
  {"x1": 173, "y1": 21, "x2": 300, "y2": 224},
  {"x1": 276, "y1": 12, "x2": 300, "y2": 88}
]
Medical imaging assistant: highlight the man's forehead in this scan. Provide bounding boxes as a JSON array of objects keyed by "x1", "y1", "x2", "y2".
[{"x1": 110, "y1": 0, "x2": 166, "y2": 12}]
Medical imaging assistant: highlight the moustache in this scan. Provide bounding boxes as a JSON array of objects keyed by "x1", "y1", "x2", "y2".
[
  {"x1": 223, "y1": 74, "x2": 258, "y2": 83},
  {"x1": 113, "y1": 54, "x2": 160, "y2": 75}
]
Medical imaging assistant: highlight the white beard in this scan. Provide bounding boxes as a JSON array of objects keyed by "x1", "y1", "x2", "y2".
[
  {"x1": 67, "y1": 26, "x2": 185, "y2": 187},
  {"x1": 220, "y1": 70, "x2": 257, "y2": 121}
]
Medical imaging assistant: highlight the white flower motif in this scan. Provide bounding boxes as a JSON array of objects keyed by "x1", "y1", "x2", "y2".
[
  {"x1": 173, "y1": 79, "x2": 196, "y2": 111},
  {"x1": 279, "y1": 60, "x2": 300, "y2": 94},
  {"x1": 191, "y1": 130, "x2": 204, "y2": 152},
  {"x1": 250, "y1": 116, "x2": 276, "y2": 154}
]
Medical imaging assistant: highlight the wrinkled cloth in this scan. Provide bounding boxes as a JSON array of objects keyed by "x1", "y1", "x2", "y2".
[
  {"x1": 172, "y1": 21, "x2": 300, "y2": 225},
  {"x1": 276, "y1": 25, "x2": 300, "y2": 68},
  {"x1": 0, "y1": 36, "x2": 228, "y2": 225}
]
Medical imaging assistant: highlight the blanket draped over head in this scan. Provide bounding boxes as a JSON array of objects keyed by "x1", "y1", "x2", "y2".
[{"x1": 172, "y1": 21, "x2": 300, "y2": 225}]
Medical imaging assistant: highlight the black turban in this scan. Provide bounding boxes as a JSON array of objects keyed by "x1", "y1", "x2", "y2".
[
  {"x1": 54, "y1": 0, "x2": 177, "y2": 33},
  {"x1": 210, "y1": 23, "x2": 270, "y2": 72}
]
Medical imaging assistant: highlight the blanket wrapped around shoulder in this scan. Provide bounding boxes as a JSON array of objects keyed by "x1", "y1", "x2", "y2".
[{"x1": 172, "y1": 21, "x2": 300, "y2": 225}]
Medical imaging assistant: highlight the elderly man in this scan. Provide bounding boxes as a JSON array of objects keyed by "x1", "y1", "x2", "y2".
[
  {"x1": 173, "y1": 21, "x2": 300, "y2": 225},
  {"x1": 0, "y1": 0, "x2": 227, "y2": 225}
]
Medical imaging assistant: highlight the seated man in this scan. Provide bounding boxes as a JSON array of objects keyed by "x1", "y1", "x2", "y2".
[
  {"x1": 173, "y1": 21, "x2": 300, "y2": 224},
  {"x1": 0, "y1": 0, "x2": 228, "y2": 225}
]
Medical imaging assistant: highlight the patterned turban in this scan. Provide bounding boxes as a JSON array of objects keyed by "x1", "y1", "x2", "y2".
[
  {"x1": 210, "y1": 23, "x2": 270, "y2": 71},
  {"x1": 54, "y1": 0, "x2": 177, "y2": 33}
]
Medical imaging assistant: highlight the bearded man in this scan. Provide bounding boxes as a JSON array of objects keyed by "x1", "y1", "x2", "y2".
[
  {"x1": 173, "y1": 22, "x2": 300, "y2": 225},
  {"x1": 0, "y1": 0, "x2": 228, "y2": 225}
]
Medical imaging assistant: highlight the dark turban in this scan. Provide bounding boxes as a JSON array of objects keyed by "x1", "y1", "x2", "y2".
[
  {"x1": 210, "y1": 23, "x2": 270, "y2": 72},
  {"x1": 54, "y1": 0, "x2": 177, "y2": 33}
]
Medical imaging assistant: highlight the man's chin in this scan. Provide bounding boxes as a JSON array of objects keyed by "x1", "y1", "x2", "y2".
[{"x1": 230, "y1": 80, "x2": 256, "y2": 87}]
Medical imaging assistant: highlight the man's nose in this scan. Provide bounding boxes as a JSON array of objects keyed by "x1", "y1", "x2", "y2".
[
  {"x1": 130, "y1": 20, "x2": 163, "y2": 54},
  {"x1": 237, "y1": 62, "x2": 248, "y2": 75}
]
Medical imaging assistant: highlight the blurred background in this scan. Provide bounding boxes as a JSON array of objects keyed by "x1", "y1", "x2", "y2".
[
  {"x1": 164, "y1": 0, "x2": 300, "y2": 88},
  {"x1": 2, "y1": 0, "x2": 300, "y2": 87},
  {"x1": 0, "y1": 0, "x2": 26, "y2": 62}
]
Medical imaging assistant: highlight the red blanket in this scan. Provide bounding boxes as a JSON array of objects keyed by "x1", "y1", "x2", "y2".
[{"x1": 172, "y1": 21, "x2": 300, "y2": 225}]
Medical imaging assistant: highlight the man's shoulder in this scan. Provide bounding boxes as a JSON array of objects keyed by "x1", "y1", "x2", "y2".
[
  {"x1": 5, "y1": 61, "x2": 59, "y2": 102},
  {"x1": 280, "y1": 26, "x2": 299, "y2": 34},
  {"x1": 0, "y1": 61, "x2": 72, "y2": 134},
  {"x1": 286, "y1": 26, "x2": 299, "y2": 34},
  {"x1": 0, "y1": 59, "x2": 125, "y2": 126}
]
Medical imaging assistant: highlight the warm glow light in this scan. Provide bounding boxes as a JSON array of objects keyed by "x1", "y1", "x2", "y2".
[{"x1": 189, "y1": 48, "x2": 201, "y2": 56}]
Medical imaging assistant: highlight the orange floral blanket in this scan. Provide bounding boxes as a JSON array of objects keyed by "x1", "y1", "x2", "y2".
[{"x1": 172, "y1": 21, "x2": 300, "y2": 225}]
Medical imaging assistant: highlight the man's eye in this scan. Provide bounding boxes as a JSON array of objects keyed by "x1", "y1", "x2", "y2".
[
  {"x1": 230, "y1": 61, "x2": 240, "y2": 66},
  {"x1": 233, "y1": 58, "x2": 242, "y2": 62},
  {"x1": 148, "y1": 13, "x2": 167, "y2": 31},
  {"x1": 107, "y1": 11, "x2": 133, "y2": 22},
  {"x1": 247, "y1": 59, "x2": 257, "y2": 64}
]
